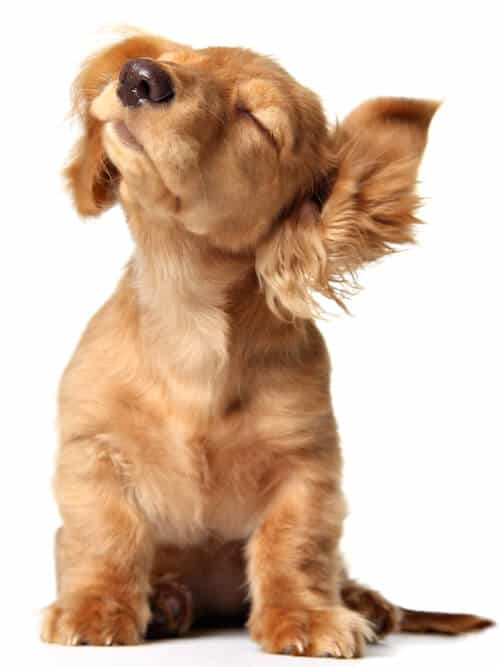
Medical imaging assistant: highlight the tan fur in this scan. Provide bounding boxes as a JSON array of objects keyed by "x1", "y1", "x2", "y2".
[{"x1": 41, "y1": 30, "x2": 493, "y2": 656}]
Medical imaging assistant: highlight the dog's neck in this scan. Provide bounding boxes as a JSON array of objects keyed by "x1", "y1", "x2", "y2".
[{"x1": 126, "y1": 205, "x2": 255, "y2": 416}]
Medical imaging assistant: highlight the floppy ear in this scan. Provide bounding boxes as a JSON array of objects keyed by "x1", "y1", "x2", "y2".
[
  {"x1": 65, "y1": 33, "x2": 176, "y2": 216},
  {"x1": 256, "y1": 97, "x2": 440, "y2": 319}
]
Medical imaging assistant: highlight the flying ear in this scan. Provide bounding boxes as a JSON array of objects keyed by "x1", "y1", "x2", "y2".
[
  {"x1": 65, "y1": 33, "x2": 178, "y2": 216},
  {"x1": 256, "y1": 96, "x2": 440, "y2": 319}
]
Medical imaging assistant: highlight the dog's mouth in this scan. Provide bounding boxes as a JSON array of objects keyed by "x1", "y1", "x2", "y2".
[{"x1": 111, "y1": 120, "x2": 144, "y2": 152}]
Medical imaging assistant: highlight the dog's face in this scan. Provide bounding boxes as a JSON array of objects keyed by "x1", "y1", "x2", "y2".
[
  {"x1": 67, "y1": 33, "x2": 439, "y2": 317},
  {"x1": 86, "y1": 39, "x2": 329, "y2": 251}
]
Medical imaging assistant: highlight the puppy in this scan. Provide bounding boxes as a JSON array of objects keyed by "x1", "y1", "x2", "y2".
[{"x1": 41, "y1": 32, "x2": 493, "y2": 656}]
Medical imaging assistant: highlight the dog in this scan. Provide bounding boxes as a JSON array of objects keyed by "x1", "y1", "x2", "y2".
[{"x1": 41, "y1": 31, "x2": 493, "y2": 657}]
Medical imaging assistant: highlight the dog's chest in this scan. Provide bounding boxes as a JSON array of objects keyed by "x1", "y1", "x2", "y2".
[
  {"x1": 122, "y1": 263, "x2": 294, "y2": 545},
  {"x1": 130, "y1": 403, "x2": 283, "y2": 546}
]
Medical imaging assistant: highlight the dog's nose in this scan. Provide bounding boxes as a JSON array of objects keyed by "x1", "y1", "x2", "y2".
[{"x1": 117, "y1": 58, "x2": 175, "y2": 107}]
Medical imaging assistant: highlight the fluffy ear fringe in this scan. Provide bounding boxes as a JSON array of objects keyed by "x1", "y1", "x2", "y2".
[
  {"x1": 257, "y1": 97, "x2": 441, "y2": 320},
  {"x1": 256, "y1": 202, "x2": 333, "y2": 320},
  {"x1": 64, "y1": 32, "x2": 174, "y2": 217}
]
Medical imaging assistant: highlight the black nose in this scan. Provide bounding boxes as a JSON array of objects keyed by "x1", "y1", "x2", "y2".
[{"x1": 117, "y1": 58, "x2": 175, "y2": 107}]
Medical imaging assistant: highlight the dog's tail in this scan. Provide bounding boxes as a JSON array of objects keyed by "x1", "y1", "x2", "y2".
[
  {"x1": 399, "y1": 607, "x2": 494, "y2": 635},
  {"x1": 341, "y1": 579, "x2": 494, "y2": 638}
]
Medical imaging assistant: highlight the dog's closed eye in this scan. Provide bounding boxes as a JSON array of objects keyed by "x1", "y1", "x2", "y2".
[{"x1": 236, "y1": 106, "x2": 280, "y2": 152}]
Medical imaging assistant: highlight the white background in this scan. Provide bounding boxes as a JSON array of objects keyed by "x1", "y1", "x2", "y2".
[{"x1": 1, "y1": 0, "x2": 498, "y2": 664}]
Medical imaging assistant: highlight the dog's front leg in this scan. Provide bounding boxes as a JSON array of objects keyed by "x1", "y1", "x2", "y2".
[
  {"x1": 246, "y1": 470, "x2": 374, "y2": 658},
  {"x1": 41, "y1": 437, "x2": 152, "y2": 646}
]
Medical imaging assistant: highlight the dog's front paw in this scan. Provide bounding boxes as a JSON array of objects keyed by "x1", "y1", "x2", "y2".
[
  {"x1": 41, "y1": 591, "x2": 150, "y2": 646},
  {"x1": 248, "y1": 605, "x2": 375, "y2": 658}
]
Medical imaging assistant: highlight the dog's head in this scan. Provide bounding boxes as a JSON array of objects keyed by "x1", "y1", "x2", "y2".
[{"x1": 67, "y1": 32, "x2": 439, "y2": 318}]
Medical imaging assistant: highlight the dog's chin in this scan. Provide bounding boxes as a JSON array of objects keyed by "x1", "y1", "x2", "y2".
[
  {"x1": 102, "y1": 121, "x2": 152, "y2": 186},
  {"x1": 111, "y1": 120, "x2": 144, "y2": 152}
]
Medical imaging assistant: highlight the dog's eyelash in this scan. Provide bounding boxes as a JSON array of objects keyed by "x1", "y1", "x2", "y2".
[{"x1": 236, "y1": 106, "x2": 279, "y2": 152}]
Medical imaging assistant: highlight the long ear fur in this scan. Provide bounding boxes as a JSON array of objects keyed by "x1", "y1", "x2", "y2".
[
  {"x1": 65, "y1": 33, "x2": 176, "y2": 216},
  {"x1": 257, "y1": 97, "x2": 440, "y2": 319}
]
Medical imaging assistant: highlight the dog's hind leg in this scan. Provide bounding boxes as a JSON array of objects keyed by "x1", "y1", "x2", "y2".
[
  {"x1": 147, "y1": 539, "x2": 248, "y2": 639},
  {"x1": 146, "y1": 579, "x2": 194, "y2": 639},
  {"x1": 341, "y1": 578, "x2": 494, "y2": 639},
  {"x1": 340, "y1": 578, "x2": 402, "y2": 639}
]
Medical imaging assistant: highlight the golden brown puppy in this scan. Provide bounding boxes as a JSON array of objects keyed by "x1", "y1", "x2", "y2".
[{"x1": 41, "y1": 31, "x2": 493, "y2": 657}]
